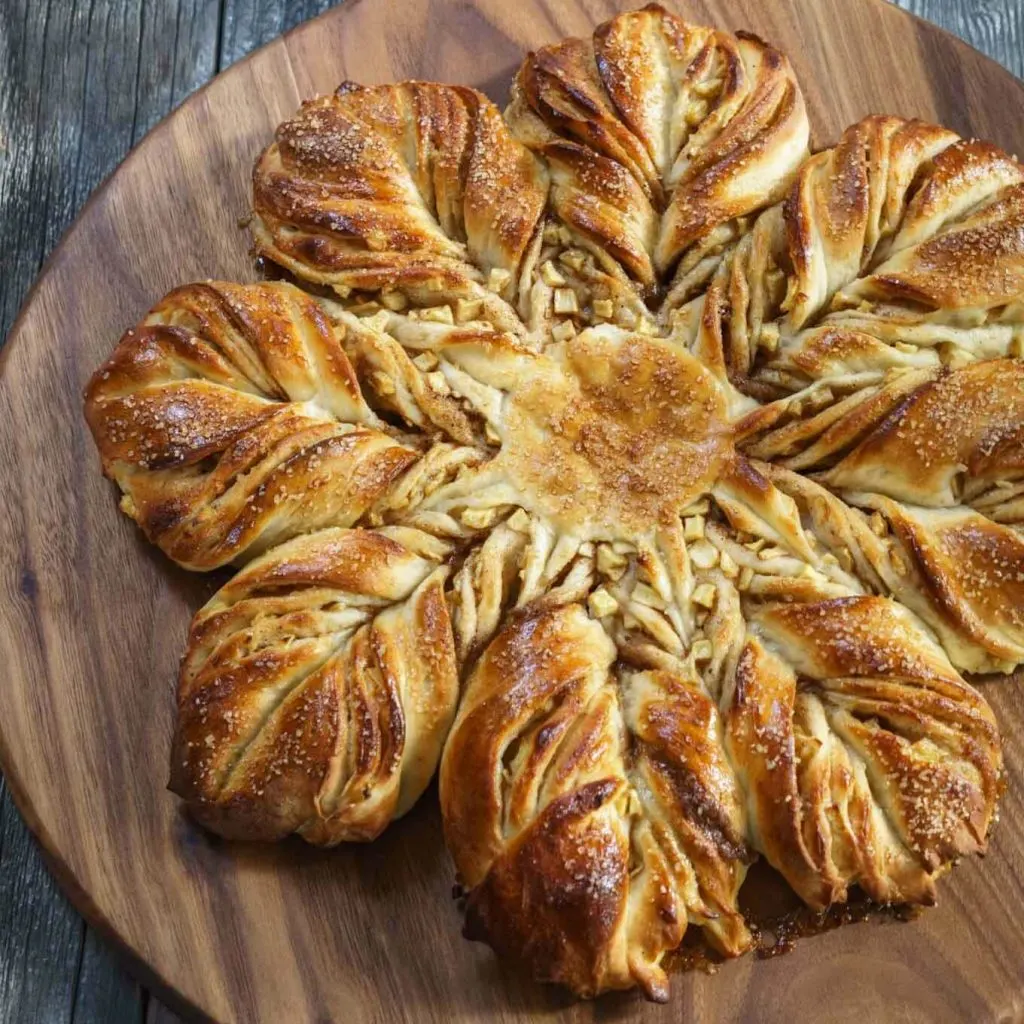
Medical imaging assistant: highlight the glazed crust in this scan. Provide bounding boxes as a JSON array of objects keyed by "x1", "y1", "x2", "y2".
[
  {"x1": 83, "y1": 281, "x2": 419, "y2": 569},
  {"x1": 81, "y1": 1, "x2": 1024, "y2": 1005},
  {"x1": 171, "y1": 525, "x2": 459, "y2": 843},
  {"x1": 252, "y1": 81, "x2": 548, "y2": 336},
  {"x1": 441, "y1": 603, "x2": 753, "y2": 1000},
  {"x1": 506, "y1": 4, "x2": 809, "y2": 288}
]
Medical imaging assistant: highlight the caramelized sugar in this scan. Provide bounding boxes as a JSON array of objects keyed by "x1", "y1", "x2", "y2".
[{"x1": 667, "y1": 861, "x2": 923, "y2": 974}]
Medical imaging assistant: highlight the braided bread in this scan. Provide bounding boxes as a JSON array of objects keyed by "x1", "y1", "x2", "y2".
[
  {"x1": 84, "y1": 281, "x2": 420, "y2": 569},
  {"x1": 252, "y1": 82, "x2": 548, "y2": 337},
  {"x1": 171, "y1": 525, "x2": 457, "y2": 842},
  {"x1": 506, "y1": 5, "x2": 808, "y2": 291},
  {"x1": 83, "y1": 2, "x2": 1023, "y2": 1005}
]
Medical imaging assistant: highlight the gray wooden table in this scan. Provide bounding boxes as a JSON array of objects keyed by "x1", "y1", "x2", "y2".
[{"x1": 0, "y1": 1, "x2": 1021, "y2": 1021}]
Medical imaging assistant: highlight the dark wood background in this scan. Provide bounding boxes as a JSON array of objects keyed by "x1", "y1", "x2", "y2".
[{"x1": 0, "y1": 1, "x2": 1021, "y2": 1021}]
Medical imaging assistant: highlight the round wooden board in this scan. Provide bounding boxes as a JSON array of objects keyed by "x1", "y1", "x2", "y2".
[{"x1": 1, "y1": 0, "x2": 1023, "y2": 1021}]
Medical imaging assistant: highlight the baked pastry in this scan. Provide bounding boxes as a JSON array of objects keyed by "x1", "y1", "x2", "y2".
[
  {"x1": 251, "y1": 81, "x2": 548, "y2": 337},
  {"x1": 171, "y1": 525, "x2": 458, "y2": 842},
  {"x1": 83, "y1": 2, "x2": 1021, "y2": 1005},
  {"x1": 83, "y1": 281, "x2": 418, "y2": 569}
]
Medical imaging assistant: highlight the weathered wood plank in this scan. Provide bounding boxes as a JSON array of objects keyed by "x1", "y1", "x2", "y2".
[
  {"x1": 0, "y1": 2, "x2": 100, "y2": 1018},
  {"x1": 71, "y1": 930, "x2": 144, "y2": 1024},
  {"x1": 0, "y1": 777, "x2": 82, "y2": 1024},
  {"x1": 0, "y1": 3, "x2": 219, "y2": 1023},
  {"x1": 896, "y1": 0, "x2": 1024, "y2": 79},
  {"x1": 219, "y1": 0, "x2": 335, "y2": 67}
]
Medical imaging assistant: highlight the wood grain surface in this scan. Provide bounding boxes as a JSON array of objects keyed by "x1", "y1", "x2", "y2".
[{"x1": 0, "y1": 1, "x2": 1023, "y2": 1022}]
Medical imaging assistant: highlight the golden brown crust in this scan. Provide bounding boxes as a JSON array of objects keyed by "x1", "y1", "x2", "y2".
[
  {"x1": 441, "y1": 604, "x2": 641, "y2": 993},
  {"x1": 171, "y1": 526, "x2": 458, "y2": 843},
  {"x1": 252, "y1": 81, "x2": 548, "y2": 331},
  {"x1": 464, "y1": 777, "x2": 635, "y2": 996},
  {"x1": 441, "y1": 604, "x2": 752, "y2": 1002},
  {"x1": 852, "y1": 496, "x2": 1024, "y2": 673},
  {"x1": 821, "y1": 359, "x2": 1024, "y2": 506},
  {"x1": 494, "y1": 326, "x2": 731, "y2": 536},
  {"x1": 718, "y1": 461, "x2": 1024, "y2": 676},
  {"x1": 442, "y1": 590, "x2": 1001, "y2": 996},
  {"x1": 506, "y1": 4, "x2": 809, "y2": 295},
  {"x1": 83, "y1": 281, "x2": 421, "y2": 569},
  {"x1": 678, "y1": 114, "x2": 1024, "y2": 395},
  {"x1": 739, "y1": 598, "x2": 999, "y2": 881},
  {"x1": 623, "y1": 669, "x2": 752, "y2": 956},
  {"x1": 745, "y1": 598, "x2": 999, "y2": 872}
]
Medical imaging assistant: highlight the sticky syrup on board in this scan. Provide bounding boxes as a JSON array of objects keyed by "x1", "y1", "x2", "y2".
[{"x1": 666, "y1": 861, "x2": 922, "y2": 975}]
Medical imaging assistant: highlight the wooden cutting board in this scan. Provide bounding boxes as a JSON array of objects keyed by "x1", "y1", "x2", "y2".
[{"x1": 1, "y1": 1, "x2": 1022, "y2": 1021}]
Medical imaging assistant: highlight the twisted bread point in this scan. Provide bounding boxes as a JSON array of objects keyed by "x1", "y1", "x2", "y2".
[
  {"x1": 673, "y1": 116, "x2": 1024, "y2": 391},
  {"x1": 252, "y1": 81, "x2": 548, "y2": 335},
  {"x1": 441, "y1": 603, "x2": 751, "y2": 1002},
  {"x1": 84, "y1": 282, "x2": 419, "y2": 569},
  {"x1": 737, "y1": 357, "x2": 1024, "y2": 542},
  {"x1": 506, "y1": 3, "x2": 809, "y2": 291},
  {"x1": 172, "y1": 526, "x2": 458, "y2": 843},
  {"x1": 818, "y1": 359, "x2": 1024, "y2": 508},
  {"x1": 741, "y1": 461, "x2": 1024, "y2": 674},
  {"x1": 729, "y1": 597, "x2": 1000, "y2": 906}
]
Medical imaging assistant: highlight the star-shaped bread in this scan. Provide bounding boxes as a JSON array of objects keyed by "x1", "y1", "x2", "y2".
[{"x1": 84, "y1": 4, "x2": 1022, "y2": 1003}]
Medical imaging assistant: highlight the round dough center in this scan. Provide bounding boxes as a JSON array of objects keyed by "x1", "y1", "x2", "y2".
[{"x1": 499, "y1": 327, "x2": 731, "y2": 538}]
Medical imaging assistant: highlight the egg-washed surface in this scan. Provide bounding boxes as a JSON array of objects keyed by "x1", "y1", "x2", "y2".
[{"x1": 83, "y1": 2, "x2": 1023, "y2": 1004}]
